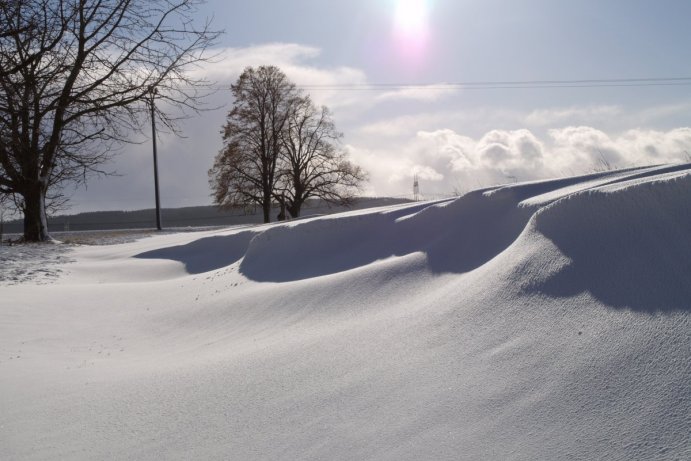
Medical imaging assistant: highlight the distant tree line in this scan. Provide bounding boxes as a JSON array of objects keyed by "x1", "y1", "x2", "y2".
[{"x1": 209, "y1": 66, "x2": 367, "y2": 223}]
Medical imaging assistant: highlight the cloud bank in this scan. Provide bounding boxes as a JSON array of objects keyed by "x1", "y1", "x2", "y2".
[{"x1": 348, "y1": 127, "x2": 691, "y2": 198}]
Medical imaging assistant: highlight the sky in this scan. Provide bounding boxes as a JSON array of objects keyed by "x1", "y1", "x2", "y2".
[{"x1": 64, "y1": 0, "x2": 691, "y2": 213}]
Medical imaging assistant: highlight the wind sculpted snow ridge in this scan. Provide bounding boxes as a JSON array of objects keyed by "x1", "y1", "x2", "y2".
[
  {"x1": 1, "y1": 164, "x2": 690, "y2": 460},
  {"x1": 239, "y1": 163, "x2": 690, "y2": 283}
]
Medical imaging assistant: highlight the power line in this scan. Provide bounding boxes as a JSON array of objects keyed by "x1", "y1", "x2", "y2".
[
  {"x1": 300, "y1": 82, "x2": 691, "y2": 91},
  {"x1": 188, "y1": 76, "x2": 691, "y2": 92},
  {"x1": 301, "y1": 76, "x2": 691, "y2": 87},
  {"x1": 297, "y1": 76, "x2": 691, "y2": 90}
]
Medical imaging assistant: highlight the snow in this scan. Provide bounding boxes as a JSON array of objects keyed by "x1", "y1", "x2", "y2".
[
  {"x1": 1, "y1": 164, "x2": 690, "y2": 460},
  {"x1": 0, "y1": 243, "x2": 74, "y2": 285}
]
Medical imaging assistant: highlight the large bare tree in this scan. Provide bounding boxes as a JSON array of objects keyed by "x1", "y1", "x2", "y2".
[
  {"x1": 211, "y1": 66, "x2": 298, "y2": 223},
  {"x1": 277, "y1": 96, "x2": 366, "y2": 218},
  {"x1": 210, "y1": 67, "x2": 367, "y2": 222},
  {"x1": 0, "y1": 0, "x2": 219, "y2": 241}
]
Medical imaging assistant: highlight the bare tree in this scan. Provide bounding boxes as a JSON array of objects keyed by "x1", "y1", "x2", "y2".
[
  {"x1": 208, "y1": 140, "x2": 260, "y2": 212},
  {"x1": 278, "y1": 96, "x2": 366, "y2": 218},
  {"x1": 210, "y1": 68, "x2": 367, "y2": 222},
  {"x1": 211, "y1": 66, "x2": 298, "y2": 223},
  {"x1": 0, "y1": 0, "x2": 220, "y2": 241}
]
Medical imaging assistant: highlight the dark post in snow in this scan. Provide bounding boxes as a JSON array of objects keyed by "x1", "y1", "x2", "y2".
[{"x1": 149, "y1": 86, "x2": 162, "y2": 231}]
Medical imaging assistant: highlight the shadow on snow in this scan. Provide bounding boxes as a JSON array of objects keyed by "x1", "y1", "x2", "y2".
[{"x1": 135, "y1": 231, "x2": 255, "y2": 275}]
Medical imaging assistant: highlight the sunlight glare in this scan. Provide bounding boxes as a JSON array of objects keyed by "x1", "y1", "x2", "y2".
[
  {"x1": 392, "y1": 0, "x2": 431, "y2": 66},
  {"x1": 394, "y1": 0, "x2": 429, "y2": 35}
]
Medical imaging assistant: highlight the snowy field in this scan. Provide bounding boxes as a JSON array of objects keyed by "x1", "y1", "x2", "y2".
[{"x1": 1, "y1": 164, "x2": 690, "y2": 460}]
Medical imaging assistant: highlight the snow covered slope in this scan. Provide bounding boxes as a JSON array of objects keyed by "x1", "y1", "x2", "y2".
[{"x1": 2, "y1": 164, "x2": 690, "y2": 460}]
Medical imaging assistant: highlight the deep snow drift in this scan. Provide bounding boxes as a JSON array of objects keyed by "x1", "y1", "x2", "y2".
[{"x1": 1, "y1": 164, "x2": 690, "y2": 460}]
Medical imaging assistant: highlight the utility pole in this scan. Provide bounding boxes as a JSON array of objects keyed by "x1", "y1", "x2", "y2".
[{"x1": 149, "y1": 86, "x2": 162, "y2": 231}]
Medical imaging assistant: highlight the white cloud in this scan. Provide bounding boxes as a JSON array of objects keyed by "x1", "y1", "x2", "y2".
[
  {"x1": 475, "y1": 129, "x2": 546, "y2": 171},
  {"x1": 550, "y1": 126, "x2": 691, "y2": 170},
  {"x1": 197, "y1": 44, "x2": 368, "y2": 110},
  {"x1": 357, "y1": 109, "x2": 518, "y2": 139},
  {"x1": 358, "y1": 113, "x2": 453, "y2": 137},
  {"x1": 376, "y1": 85, "x2": 459, "y2": 103},
  {"x1": 548, "y1": 126, "x2": 623, "y2": 170},
  {"x1": 356, "y1": 101, "x2": 691, "y2": 143},
  {"x1": 193, "y1": 43, "x2": 324, "y2": 82},
  {"x1": 346, "y1": 127, "x2": 691, "y2": 199},
  {"x1": 620, "y1": 127, "x2": 691, "y2": 163},
  {"x1": 629, "y1": 102, "x2": 691, "y2": 126},
  {"x1": 197, "y1": 44, "x2": 466, "y2": 113},
  {"x1": 524, "y1": 105, "x2": 622, "y2": 127},
  {"x1": 411, "y1": 165, "x2": 444, "y2": 181}
]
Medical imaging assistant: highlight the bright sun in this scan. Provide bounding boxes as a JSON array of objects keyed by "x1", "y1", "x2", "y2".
[{"x1": 394, "y1": 0, "x2": 429, "y2": 35}]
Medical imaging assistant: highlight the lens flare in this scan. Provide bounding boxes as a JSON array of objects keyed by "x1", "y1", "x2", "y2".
[
  {"x1": 392, "y1": 0, "x2": 431, "y2": 66},
  {"x1": 394, "y1": 0, "x2": 429, "y2": 36}
]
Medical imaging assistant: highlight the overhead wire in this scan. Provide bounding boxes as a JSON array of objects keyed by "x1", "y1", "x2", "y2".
[{"x1": 184, "y1": 76, "x2": 691, "y2": 92}]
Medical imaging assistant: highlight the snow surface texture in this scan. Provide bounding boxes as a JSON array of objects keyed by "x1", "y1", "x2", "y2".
[
  {"x1": 0, "y1": 243, "x2": 74, "y2": 285},
  {"x1": 1, "y1": 164, "x2": 690, "y2": 460}
]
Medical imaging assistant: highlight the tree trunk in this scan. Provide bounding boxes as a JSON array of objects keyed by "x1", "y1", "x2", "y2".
[
  {"x1": 262, "y1": 199, "x2": 271, "y2": 223},
  {"x1": 277, "y1": 200, "x2": 286, "y2": 221},
  {"x1": 22, "y1": 184, "x2": 50, "y2": 242},
  {"x1": 288, "y1": 202, "x2": 301, "y2": 219}
]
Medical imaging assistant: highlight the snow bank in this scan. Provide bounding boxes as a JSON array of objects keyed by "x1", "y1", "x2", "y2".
[
  {"x1": 530, "y1": 169, "x2": 691, "y2": 311},
  {"x1": 1, "y1": 165, "x2": 689, "y2": 460}
]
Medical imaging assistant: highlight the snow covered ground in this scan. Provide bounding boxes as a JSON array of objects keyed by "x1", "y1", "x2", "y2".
[{"x1": 1, "y1": 164, "x2": 690, "y2": 460}]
